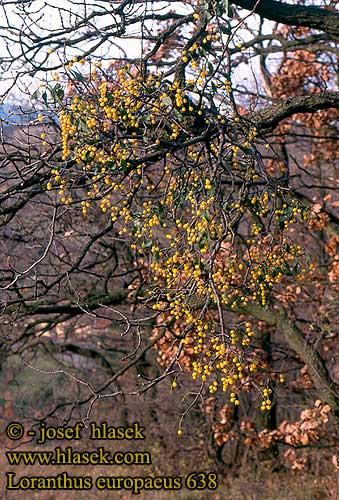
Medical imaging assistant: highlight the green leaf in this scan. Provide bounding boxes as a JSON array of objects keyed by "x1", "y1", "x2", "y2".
[
  {"x1": 70, "y1": 70, "x2": 86, "y2": 83},
  {"x1": 42, "y1": 91, "x2": 48, "y2": 105},
  {"x1": 143, "y1": 239, "x2": 154, "y2": 249},
  {"x1": 221, "y1": 23, "x2": 231, "y2": 34},
  {"x1": 51, "y1": 83, "x2": 64, "y2": 104}
]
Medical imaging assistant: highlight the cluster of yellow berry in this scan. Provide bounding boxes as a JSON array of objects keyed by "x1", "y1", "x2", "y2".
[
  {"x1": 261, "y1": 387, "x2": 273, "y2": 411},
  {"x1": 42, "y1": 57, "x2": 310, "y2": 414}
]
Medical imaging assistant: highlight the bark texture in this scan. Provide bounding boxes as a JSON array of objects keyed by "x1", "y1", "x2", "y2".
[{"x1": 233, "y1": 0, "x2": 339, "y2": 36}]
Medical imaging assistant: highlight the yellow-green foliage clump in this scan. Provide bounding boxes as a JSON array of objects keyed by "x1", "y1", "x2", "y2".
[{"x1": 42, "y1": 59, "x2": 311, "y2": 407}]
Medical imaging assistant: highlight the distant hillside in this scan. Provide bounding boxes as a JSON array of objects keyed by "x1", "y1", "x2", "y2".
[{"x1": 0, "y1": 104, "x2": 57, "y2": 127}]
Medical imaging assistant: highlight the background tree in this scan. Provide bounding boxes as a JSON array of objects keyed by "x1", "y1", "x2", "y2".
[{"x1": 1, "y1": 0, "x2": 339, "y2": 478}]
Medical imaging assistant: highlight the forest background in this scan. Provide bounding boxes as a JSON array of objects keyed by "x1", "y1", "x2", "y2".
[{"x1": 1, "y1": 0, "x2": 339, "y2": 498}]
